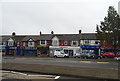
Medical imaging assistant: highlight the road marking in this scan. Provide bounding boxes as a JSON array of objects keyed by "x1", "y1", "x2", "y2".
[
  {"x1": 10, "y1": 71, "x2": 27, "y2": 75},
  {"x1": 2, "y1": 70, "x2": 60, "y2": 79},
  {"x1": 80, "y1": 61, "x2": 91, "y2": 63},
  {"x1": 54, "y1": 76, "x2": 60, "y2": 79},
  {"x1": 28, "y1": 74, "x2": 55, "y2": 77},
  {"x1": 97, "y1": 62, "x2": 109, "y2": 64},
  {"x1": 1, "y1": 70, "x2": 11, "y2": 73}
]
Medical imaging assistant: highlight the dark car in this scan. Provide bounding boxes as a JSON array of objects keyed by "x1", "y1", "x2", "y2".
[{"x1": 80, "y1": 52, "x2": 102, "y2": 59}]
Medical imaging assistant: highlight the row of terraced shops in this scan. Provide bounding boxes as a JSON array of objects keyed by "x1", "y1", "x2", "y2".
[
  {"x1": 1, "y1": 45, "x2": 120, "y2": 57},
  {"x1": 1, "y1": 45, "x2": 103, "y2": 57},
  {"x1": 1, "y1": 31, "x2": 120, "y2": 57},
  {"x1": 1, "y1": 46, "x2": 49, "y2": 56}
]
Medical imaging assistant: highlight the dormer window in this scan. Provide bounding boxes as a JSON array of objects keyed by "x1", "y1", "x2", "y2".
[
  {"x1": 28, "y1": 39, "x2": 34, "y2": 47},
  {"x1": 52, "y1": 36, "x2": 59, "y2": 46},
  {"x1": 8, "y1": 38, "x2": 14, "y2": 46}
]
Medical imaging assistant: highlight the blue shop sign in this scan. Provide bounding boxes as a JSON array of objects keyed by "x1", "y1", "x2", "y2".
[
  {"x1": 0, "y1": 47, "x2": 5, "y2": 49},
  {"x1": 6, "y1": 47, "x2": 17, "y2": 49},
  {"x1": 81, "y1": 45, "x2": 100, "y2": 50},
  {"x1": 24, "y1": 47, "x2": 37, "y2": 50}
]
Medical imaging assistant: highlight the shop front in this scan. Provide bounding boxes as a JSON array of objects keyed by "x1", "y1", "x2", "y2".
[
  {"x1": 0, "y1": 47, "x2": 6, "y2": 56},
  {"x1": 5, "y1": 47, "x2": 22, "y2": 56},
  {"x1": 6, "y1": 47, "x2": 17, "y2": 56},
  {"x1": 81, "y1": 45, "x2": 101, "y2": 55},
  {"x1": 49, "y1": 46, "x2": 80, "y2": 57},
  {"x1": 101, "y1": 46, "x2": 120, "y2": 53},
  {"x1": 37, "y1": 46, "x2": 49, "y2": 56},
  {"x1": 22, "y1": 47, "x2": 37, "y2": 56}
]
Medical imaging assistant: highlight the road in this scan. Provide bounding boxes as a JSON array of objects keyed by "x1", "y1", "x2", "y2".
[
  {"x1": 0, "y1": 70, "x2": 110, "y2": 81},
  {"x1": 2, "y1": 58, "x2": 119, "y2": 70}
]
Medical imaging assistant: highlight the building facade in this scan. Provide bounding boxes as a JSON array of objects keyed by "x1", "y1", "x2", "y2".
[{"x1": 0, "y1": 30, "x2": 103, "y2": 57}]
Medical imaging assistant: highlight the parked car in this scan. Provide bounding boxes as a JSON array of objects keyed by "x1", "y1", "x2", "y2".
[
  {"x1": 54, "y1": 50, "x2": 69, "y2": 58},
  {"x1": 73, "y1": 53, "x2": 81, "y2": 58},
  {"x1": 101, "y1": 52, "x2": 120, "y2": 58},
  {"x1": 80, "y1": 53, "x2": 102, "y2": 59}
]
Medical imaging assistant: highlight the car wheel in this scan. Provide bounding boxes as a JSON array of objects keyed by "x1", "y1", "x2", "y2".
[
  {"x1": 104, "y1": 56, "x2": 108, "y2": 58},
  {"x1": 54, "y1": 56, "x2": 57, "y2": 58},
  {"x1": 84, "y1": 57, "x2": 87, "y2": 59}
]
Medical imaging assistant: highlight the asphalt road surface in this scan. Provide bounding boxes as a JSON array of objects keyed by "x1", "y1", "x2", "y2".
[
  {"x1": 0, "y1": 70, "x2": 111, "y2": 81},
  {"x1": 2, "y1": 58, "x2": 119, "y2": 70}
]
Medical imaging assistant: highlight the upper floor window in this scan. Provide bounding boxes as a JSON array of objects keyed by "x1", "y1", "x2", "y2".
[
  {"x1": 3, "y1": 42, "x2": 6, "y2": 45},
  {"x1": 52, "y1": 40, "x2": 59, "y2": 46},
  {"x1": 64, "y1": 41, "x2": 68, "y2": 45},
  {"x1": 8, "y1": 41, "x2": 14, "y2": 46},
  {"x1": 8, "y1": 38, "x2": 14, "y2": 46},
  {"x1": 84, "y1": 40, "x2": 89, "y2": 45},
  {"x1": 28, "y1": 39, "x2": 34, "y2": 47},
  {"x1": 17, "y1": 42, "x2": 20, "y2": 46},
  {"x1": 23, "y1": 42, "x2": 26, "y2": 47},
  {"x1": 52, "y1": 36, "x2": 59, "y2": 46},
  {"x1": 40, "y1": 40, "x2": 46, "y2": 46},
  {"x1": 71, "y1": 41, "x2": 78, "y2": 46}
]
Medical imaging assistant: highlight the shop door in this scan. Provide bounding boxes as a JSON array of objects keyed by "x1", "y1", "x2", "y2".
[{"x1": 24, "y1": 50, "x2": 36, "y2": 56}]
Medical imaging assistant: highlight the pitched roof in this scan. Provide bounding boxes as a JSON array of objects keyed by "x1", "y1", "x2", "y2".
[
  {"x1": 22, "y1": 35, "x2": 40, "y2": 41},
  {"x1": 1, "y1": 35, "x2": 11, "y2": 42},
  {"x1": 1, "y1": 33, "x2": 98, "y2": 42},
  {"x1": 52, "y1": 34, "x2": 81, "y2": 41},
  {"x1": 81, "y1": 33, "x2": 97, "y2": 40}
]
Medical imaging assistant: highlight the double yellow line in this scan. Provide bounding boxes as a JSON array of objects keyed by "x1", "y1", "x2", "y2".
[{"x1": 80, "y1": 61, "x2": 91, "y2": 63}]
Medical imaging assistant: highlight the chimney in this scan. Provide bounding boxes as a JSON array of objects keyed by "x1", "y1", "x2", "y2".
[
  {"x1": 12, "y1": 32, "x2": 16, "y2": 36},
  {"x1": 79, "y1": 30, "x2": 82, "y2": 34},
  {"x1": 40, "y1": 31, "x2": 42, "y2": 35},
  {"x1": 51, "y1": 31, "x2": 54, "y2": 34}
]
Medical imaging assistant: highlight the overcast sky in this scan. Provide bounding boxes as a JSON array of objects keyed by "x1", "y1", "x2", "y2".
[{"x1": 1, "y1": 0, "x2": 120, "y2": 35}]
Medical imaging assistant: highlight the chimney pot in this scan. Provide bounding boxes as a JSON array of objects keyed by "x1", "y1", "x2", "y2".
[
  {"x1": 12, "y1": 32, "x2": 16, "y2": 36},
  {"x1": 51, "y1": 31, "x2": 54, "y2": 34},
  {"x1": 79, "y1": 30, "x2": 82, "y2": 34},
  {"x1": 40, "y1": 31, "x2": 42, "y2": 35}
]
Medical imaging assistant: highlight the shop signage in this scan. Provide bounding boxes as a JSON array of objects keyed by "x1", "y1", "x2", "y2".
[
  {"x1": 6, "y1": 47, "x2": 17, "y2": 49},
  {"x1": 24, "y1": 47, "x2": 37, "y2": 50},
  {"x1": 0, "y1": 47, "x2": 5, "y2": 49},
  {"x1": 81, "y1": 45, "x2": 100, "y2": 49}
]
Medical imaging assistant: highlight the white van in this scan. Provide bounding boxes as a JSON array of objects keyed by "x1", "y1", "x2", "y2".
[{"x1": 54, "y1": 50, "x2": 69, "y2": 58}]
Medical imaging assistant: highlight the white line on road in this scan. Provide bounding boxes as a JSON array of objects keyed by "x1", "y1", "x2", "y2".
[
  {"x1": 54, "y1": 76, "x2": 60, "y2": 79},
  {"x1": 0, "y1": 70, "x2": 11, "y2": 73},
  {"x1": 10, "y1": 71, "x2": 27, "y2": 75},
  {"x1": 2, "y1": 70, "x2": 60, "y2": 79},
  {"x1": 28, "y1": 74, "x2": 55, "y2": 77}
]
